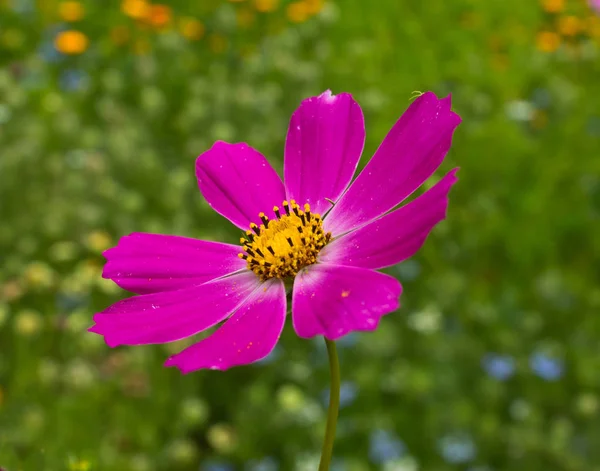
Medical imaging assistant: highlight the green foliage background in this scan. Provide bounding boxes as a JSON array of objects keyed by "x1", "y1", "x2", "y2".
[{"x1": 1, "y1": 0, "x2": 600, "y2": 470}]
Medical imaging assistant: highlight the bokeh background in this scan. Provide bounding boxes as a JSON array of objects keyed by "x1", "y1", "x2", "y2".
[{"x1": 1, "y1": 0, "x2": 600, "y2": 469}]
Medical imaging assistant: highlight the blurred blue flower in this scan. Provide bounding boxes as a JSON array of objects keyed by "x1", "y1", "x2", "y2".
[
  {"x1": 245, "y1": 457, "x2": 278, "y2": 471},
  {"x1": 330, "y1": 459, "x2": 347, "y2": 471},
  {"x1": 22, "y1": 71, "x2": 48, "y2": 91},
  {"x1": 337, "y1": 332, "x2": 359, "y2": 348},
  {"x1": 60, "y1": 69, "x2": 89, "y2": 92},
  {"x1": 11, "y1": 0, "x2": 34, "y2": 14},
  {"x1": 395, "y1": 259, "x2": 421, "y2": 281},
  {"x1": 38, "y1": 41, "x2": 64, "y2": 64},
  {"x1": 255, "y1": 345, "x2": 281, "y2": 365},
  {"x1": 0, "y1": 104, "x2": 11, "y2": 125},
  {"x1": 438, "y1": 433, "x2": 476, "y2": 464},
  {"x1": 530, "y1": 88, "x2": 551, "y2": 109},
  {"x1": 201, "y1": 460, "x2": 235, "y2": 471},
  {"x1": 321, "y1": 381, "x2": 358, "y2": 409},
  {"x1": 481, "y1": 353, "x2": 515, "y2": 381},
  {"x1": 56, "y1": 292, "x2": 88, "y2": 312},
  {"x1": 587, "y1": 116, "x2": 600, "y2": 137},
  {"x1": 529, "y1": 352, "x2": 564, "y2": 381},
  {"x1": 369, "y1": 429, "x2": 406, "y2": 464}
]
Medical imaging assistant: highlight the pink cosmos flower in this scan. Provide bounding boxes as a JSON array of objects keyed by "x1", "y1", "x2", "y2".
[{"x1": 89, "y1": 91, "x2": 461, "y2": 373}]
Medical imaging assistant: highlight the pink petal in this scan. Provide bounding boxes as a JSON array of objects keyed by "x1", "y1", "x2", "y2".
[
  {"x1": 103, "y1": 233, "x2": 246, "y2": 294},
  {"x1": 89, "y1": 271, "x2": 260, "y2": 347},
  {"x1": 196, "y1": 141, "x2": 286, "y2": 230},
  {"x1": 320, "y1": 169, "x2": 458, "y2": 269},
  {"x1": 324, "y1": 92, "x2": 461, "y2": 236},
  {"x1": 165, "y1": 279, "x2": 286, "y2": 372},
  {"x1": 284, "y1": 90, "x2": 365, "y2": 216},
  {"x1": 292, "y1": 264, "x2": 401, "y2": 340}
]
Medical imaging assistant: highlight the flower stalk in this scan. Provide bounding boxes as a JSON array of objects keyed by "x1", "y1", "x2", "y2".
[{"x1": 319, "y1": 338, "x2": 340, "y2": 471}]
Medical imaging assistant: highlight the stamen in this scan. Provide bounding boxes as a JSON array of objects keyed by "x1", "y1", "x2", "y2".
[
  {"x1": 283, "y1": 200, "x2": 290, "y2": 215},
  {"x1": 246, "y1": 231, "x2": 255, "y2": 242},
  {"x1": 255, "y1": 248, "x2": 265, "y2": 257},
  {"x1": 259, "y1": 212, "x2": 269, "y2": 228},
  {"x1": 273, "y1": 206, "x2": 281, "y2": 219},
  {"x1": 304, "y1": 204, "x2": 311, "y2": 221},
  {"x1": 286, "y1": 237, "x2": 294, "y2": 247},
  {"x1": 267, "y1": 246, "x2": 275, "y2": 255},
  {"x1": 250, "y1": 223, "x2": 261, "y2": 236}
]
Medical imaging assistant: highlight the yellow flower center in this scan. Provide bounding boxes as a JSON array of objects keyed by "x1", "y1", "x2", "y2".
[{"x1": 239, "y1": 200, "x2": 331, "y2": 281}]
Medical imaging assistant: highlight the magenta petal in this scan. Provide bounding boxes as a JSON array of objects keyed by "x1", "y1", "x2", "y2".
[
  {"x1": 324, "y1": 92, "x2": 461, "y2": 236},
  {"x1": 89, "y1": 271, "x2": 260, "y2": 347},
  {"x1": 292, "y1": 264, "x2": 401, "y2": 340},
  {"x1": 320, "y1": 169, "x2": 458, "y2": 269},
  {"x1": 102, "y1": 233, "x2": 246, "y2": 294},
  {"x1": 284, "y1": 91, "x2": 365, "y2": 215},
  {"x1": 196, "y1": 141, "x2": 286, "y2": 230},
  {"x1": 164, "y1": 279, "x2": 286, "y2": 372}
]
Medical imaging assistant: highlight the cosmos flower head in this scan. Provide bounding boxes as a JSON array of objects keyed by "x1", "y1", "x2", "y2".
[{"x1": 89, "y1": 90, "x2": 461, "y2": 373}]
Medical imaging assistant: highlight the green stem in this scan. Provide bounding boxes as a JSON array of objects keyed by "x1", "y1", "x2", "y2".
[{"x1": 319, "y1": 338, "x2": 340, "y2": 471}]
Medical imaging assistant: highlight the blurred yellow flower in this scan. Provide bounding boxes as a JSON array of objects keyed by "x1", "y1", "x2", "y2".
[
  {"x1": 207, "y1": 423, "x2": 237, "y2": 452},
  {"x1": 237, "y1": 7, "x2": 256, "y2": 28},
  {"x1": 14, "y1": 309, "x2": 43, "y2": 336},
  {"x1": 121, "y1": 0, "x2": 149, "y2": 20},
  {"x1": 305, "y1": 0, "x2": 324, "y2": 15},
  {"x1": 58, "y1": 1, "x2": 85, "y2": 21},
  {"x1": 1, "y1": 28, "x2": 25, "y2": 50},
  {"x1": 68, "y1": 458, "x2": 91, "y2": 471},
  {"x1": 55, "y1": 30, "x2": 89, "y2": 55},
  {"x1": 491, "y1": 53, "x2": 509, "y2": 72},
  {"x1": 24, "y1": 261, "x2": 54, "y2": 288},
  {"x1": 557, "y1": 15, "x2": 581, "y2": 36},
  {"x1": 49, "y1": 241, "x2": 78, "y2": 262},
  {"x1": 536, "y1": 30, "x2": 561, "y2": 52},
  {"x1": 179, "y1": 17, "x2": 205, "y2": 40},
  {"x1": 287, "y1": 1, "x2": 309, "y2": 22},
  {"x1": 209, "y1": 34, "x2": 228, "y2": 53},
  {"x1": 81, "y1": 259, "x2": 102, "y2": 282},
  {"x1": 0, "y1": 304, "x2": 8, "y2": 328},
  {"x1": 541, "y1": 0, "x2": 564, "y2": 13},
  {"x1": 110, "y1": 25, "x2": 130, "y2": 45},
  {"x1": 86, "y1": 230, "x2": 112, "y2": 252},
  {"x1": 1, "y1": 280, "x2": 23, "y2": 301},
  {"x1": 459, "y1": 11, "x2": 482, "y2": 29},
  {"x1": 587, "y1": 16, "x2": 600, "y2": 37},
  {"x1": 532, "y1": 110, "x2": 548, "y2": 129},
  {"x1": 254, "y1": 0, "x2": 279, "y2": 13},
  {"x1": 146, "y1": 4, "x2": 172, "y2": 28},
  {"x1": 133, "y1": 38, "x2": 150, "y2": 55}
]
